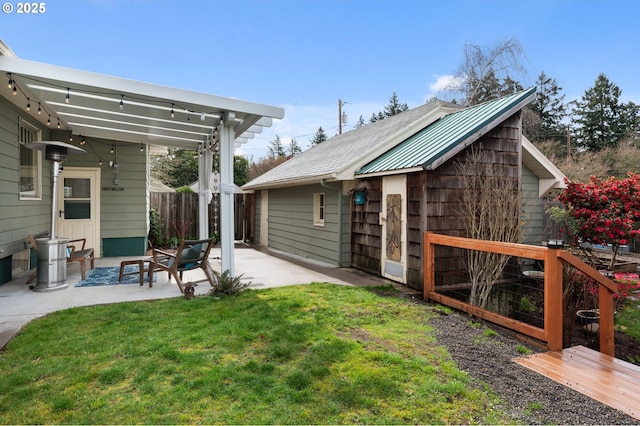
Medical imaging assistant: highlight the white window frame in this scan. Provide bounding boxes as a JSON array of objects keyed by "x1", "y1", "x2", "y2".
[
  {"x1": 19, "y1": 118, "x2": 42, "y2": 200},
  {"x1": 313, "y1": 192, "x2": 325, "y2": 226}
]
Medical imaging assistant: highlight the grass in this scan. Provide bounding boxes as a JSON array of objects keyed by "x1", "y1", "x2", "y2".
[
  {"x1": 617, "y1": 299, "x2": 640, "y2": 341},
  {"x1": 0, "y1": 283, "x2": 515, "y2": 424}
]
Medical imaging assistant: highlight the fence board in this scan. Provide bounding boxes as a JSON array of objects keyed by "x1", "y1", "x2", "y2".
[{"x1": 150, "y1": 192, "x2": 245, "y2": 242}]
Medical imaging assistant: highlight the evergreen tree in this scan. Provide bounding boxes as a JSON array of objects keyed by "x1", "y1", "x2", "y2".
[
  {"x1": 355, "y1": 115, "x2": 366, "y2": 128},
  {"x1": 500, "y1": 76, "x2": 524, "y2": 95},
  {"x1": 268, "y1": 135, "x2": 287, "y2": 158},
  {"x1": 622, "y1": 101, "x2": 640, "y2": 146},
  {"x1": 233, "y1": 156, "x2": 250, "y2": 186},
  {"x1": 572, "y1": 73, "x2": 628, "y2": 151},
  {"x1": 383, "y1": 92, "x2": 409, "y2": 116},
  {"x1": 287, "y1": 138, "x2": 302, "y2": 156},
  {"x1": 370, "y1": 92, "x2": 409, "y2": 123},
  {"x1": 309, "y1": 126, "x2": 328, "y2": 146},
  {"x1": 530, "y1": 71, "x2": 567, "y2": 143},
  {"x1": 150, "y1": 148, "x2": 198, "y2": 188}
]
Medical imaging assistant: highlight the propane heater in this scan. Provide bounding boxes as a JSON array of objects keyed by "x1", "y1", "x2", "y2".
[{"x1": 26, "y1": 141, "x2": 86, "y2": 291}]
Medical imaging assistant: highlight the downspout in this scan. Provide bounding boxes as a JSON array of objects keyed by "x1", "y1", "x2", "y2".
[{"x1": 320, "y1": 179, "x2": 345, "y2": 267}]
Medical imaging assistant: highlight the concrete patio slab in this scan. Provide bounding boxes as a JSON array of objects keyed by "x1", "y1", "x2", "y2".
[{"x1": 0, "y1": 243, "x2": 406, "y2": 350}]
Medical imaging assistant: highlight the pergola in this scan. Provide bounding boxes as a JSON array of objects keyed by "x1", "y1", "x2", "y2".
[{"x1": 0, "y1": 45, "x2": 284, "y2": 276}]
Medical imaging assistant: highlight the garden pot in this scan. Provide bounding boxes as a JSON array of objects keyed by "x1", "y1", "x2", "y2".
[{"x1": 576, "y1": 309, "x2": 600, "y2": 334}]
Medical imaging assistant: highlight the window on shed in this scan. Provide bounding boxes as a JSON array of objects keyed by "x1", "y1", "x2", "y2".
[
  {"x1": 19, "y1": 119, "x2": 42, "y2": 200},
  {"x1": 313, "y1": 193, "x2": 325, "y2": 226}
]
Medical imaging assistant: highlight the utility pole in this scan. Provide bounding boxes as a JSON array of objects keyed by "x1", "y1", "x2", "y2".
[{"x1": 338, "y1": 99, "x2": 348, "y2": 134}]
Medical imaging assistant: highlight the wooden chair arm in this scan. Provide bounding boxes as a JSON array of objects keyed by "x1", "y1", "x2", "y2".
[
  {"x1": 152, "y1": 248, "x2": 177, "y2": 262},
  {"x1": 68, "y1": 238, "x2": 86, "y2": 250}
]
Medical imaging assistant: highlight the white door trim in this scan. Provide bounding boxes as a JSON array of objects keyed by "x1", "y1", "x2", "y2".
[
  {"x1": 57, "y1": 167, "x2": 101, "y2": 257},
  {"x1": 380, "y1": 175, "x2": 407, "y2": 283}
]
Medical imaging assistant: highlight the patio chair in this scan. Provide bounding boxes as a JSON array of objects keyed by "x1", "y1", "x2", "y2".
[
  {"x1": 26, "y1": 234, "x2": 95, "y2": 283},
  {"x1": 150, "y1": 237, "x2": 217, "y2": 293}
]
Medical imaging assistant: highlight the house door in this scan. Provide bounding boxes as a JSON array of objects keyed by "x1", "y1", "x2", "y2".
[
  {"x1": 57, "y1": 167, "x2": 101, "y2": 256},
  {"x1": 381, "y1": 175, "x2": 407, "y2": 283}
]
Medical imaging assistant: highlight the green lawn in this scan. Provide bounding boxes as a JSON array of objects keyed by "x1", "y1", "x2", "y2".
[{"x1": 0, "y1": 284, "x2": 512, "y2": 424}]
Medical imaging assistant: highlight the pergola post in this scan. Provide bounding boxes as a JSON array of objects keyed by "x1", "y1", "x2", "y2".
[
  {"x1": 219, "y1": 112, "x2": 236, "y2": 276},
  {"x1": 197, "y1": 147, "x2": 213, "y2": 240}
]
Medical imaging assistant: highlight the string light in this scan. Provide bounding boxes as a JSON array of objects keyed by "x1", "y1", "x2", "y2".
[
  {"x1": 139, "y1": 143, "x2": 144, "y2": 152},
  {"x1": 110, "y1": 145, "x2": 114, "y2": 154},
  {"x1": 81, "y1": 137, "x2": 86, "y2": 145},
  {"x1": 8, "y1": 72, "x2": 223, "y2": 135}
]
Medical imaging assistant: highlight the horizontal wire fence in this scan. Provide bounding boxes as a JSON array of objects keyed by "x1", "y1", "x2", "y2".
[{"x1": 432, "y1": 245, "x2": 545, "y2": 330}]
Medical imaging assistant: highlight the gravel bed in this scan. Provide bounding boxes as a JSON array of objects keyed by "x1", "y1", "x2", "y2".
[{"x1": 425, "y1": 305, "x2": 639, "y2": 424}]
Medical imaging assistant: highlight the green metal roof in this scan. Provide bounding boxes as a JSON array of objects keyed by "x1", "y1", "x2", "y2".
[{"x1": 356, "y1": 88, "x2": 536, "y2": 175}]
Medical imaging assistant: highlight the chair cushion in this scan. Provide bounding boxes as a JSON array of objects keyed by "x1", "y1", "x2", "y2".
[{"x1": 167, "y1": 244, "x2": 202, "y2": 269}]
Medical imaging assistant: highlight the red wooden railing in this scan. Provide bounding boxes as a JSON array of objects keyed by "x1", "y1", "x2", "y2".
[{"x1": 423, "y1": 232, "x2": 619, "y2": 356}]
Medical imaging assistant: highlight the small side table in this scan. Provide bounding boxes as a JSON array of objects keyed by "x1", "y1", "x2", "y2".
[{"x1": 119, "y1": 259, "x2": 154, "y2": 287}]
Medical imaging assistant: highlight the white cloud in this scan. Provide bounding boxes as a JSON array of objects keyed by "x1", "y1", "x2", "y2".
[{"x1": 423, "y1": 74, "x2": 464, "y2": 103}]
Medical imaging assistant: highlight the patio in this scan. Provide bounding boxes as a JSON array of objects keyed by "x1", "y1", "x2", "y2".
[{"x1": 0, "y1": 243, "x2": 397, "y2": 350}]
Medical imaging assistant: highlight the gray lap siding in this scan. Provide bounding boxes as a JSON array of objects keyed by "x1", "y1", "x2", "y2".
[{"x1": 267, "y1": 184, "x2": 344, "y2": 266}]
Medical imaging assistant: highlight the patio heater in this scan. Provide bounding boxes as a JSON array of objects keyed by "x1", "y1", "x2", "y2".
[{"x1": 26, "y1": 141, "x2": 86, "y2": 291}]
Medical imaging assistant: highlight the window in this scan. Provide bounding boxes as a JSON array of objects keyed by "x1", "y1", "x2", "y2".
[
  {"x1": 313, "y1": 193, "x2": 325, "y2": 226},
  {"x1": 19, "y1": 119, "x2": 42, "y2": 200}
]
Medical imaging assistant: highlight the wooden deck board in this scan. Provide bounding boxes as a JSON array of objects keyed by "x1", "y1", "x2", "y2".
[{"x1": 514, "y1": 345, "x2": 640, "y2": 420}]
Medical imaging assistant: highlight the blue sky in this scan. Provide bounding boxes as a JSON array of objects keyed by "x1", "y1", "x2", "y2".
[{"x1": 2, "y1": 0, "x2": 639, "y2": 159}]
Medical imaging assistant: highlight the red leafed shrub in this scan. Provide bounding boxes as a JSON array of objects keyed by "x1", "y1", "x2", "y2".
[{"x1": 557, "y1": 172, "x2": 640, "y2": 269}]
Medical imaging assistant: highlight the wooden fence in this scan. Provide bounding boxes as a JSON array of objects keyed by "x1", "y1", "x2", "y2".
[
  {"x1": 423, "y1": 232, "x2": 619, "y2": 356},
  {"x1": 150, "y1": 192, "x2": 245, "y2": 242}
]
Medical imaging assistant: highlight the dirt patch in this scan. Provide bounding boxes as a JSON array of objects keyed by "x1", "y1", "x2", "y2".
[{"x1": 569, "y1": 321, "x2": 640, "y2": 365}]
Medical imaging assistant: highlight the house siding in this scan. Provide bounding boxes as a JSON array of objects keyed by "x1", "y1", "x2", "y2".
[
  {"x1": 266, "y1": 184, "x2": 348, "y2": 266},
  {"x1": 0, "y1": 100, "x2": 52, "y2": 283},
  {"x1": 415, "y1": 113, "x2": 522, "y2": 291},
  {"x1": 352, "y1": 115, "x2": 525, "y2": 291},
  {"x1": 1, "y1": 95, "x2": 149, "y2": 284},
  {"x1": 522, "y1": 165, "x2": 544, "y2": 245},
  {"x1": 351, "y1": 178, "x2": 382, "y2": 274},
  {"x1": 61, "y1": 136, "x2": 149, "y2": 256}
]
